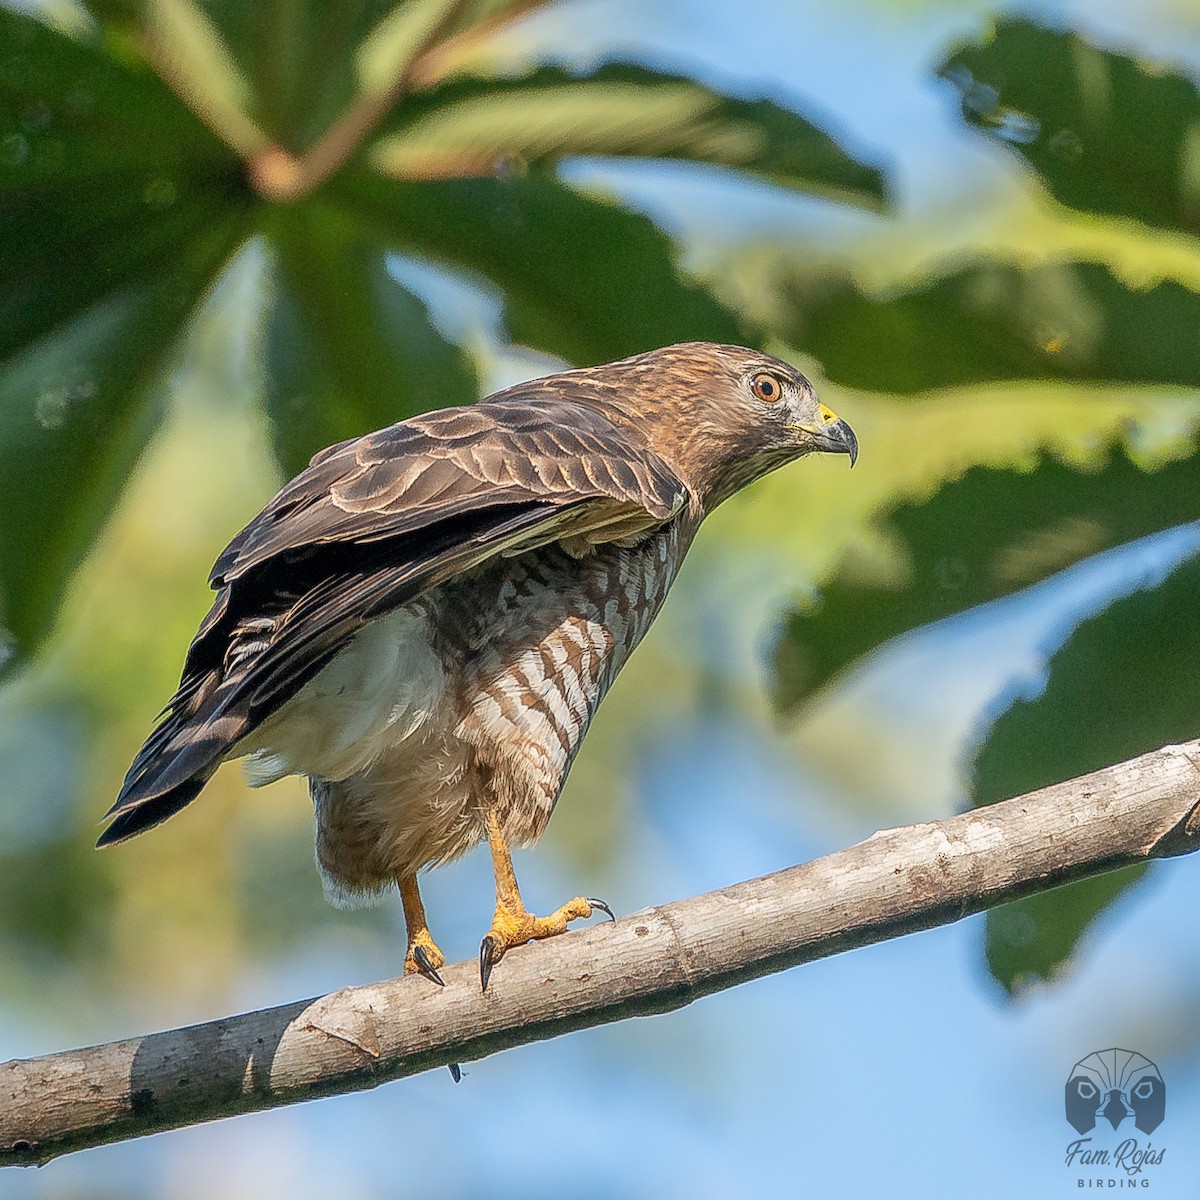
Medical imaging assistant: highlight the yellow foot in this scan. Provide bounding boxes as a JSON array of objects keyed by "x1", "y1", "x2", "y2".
[
  {"x1": 398, "y1": 872, "x2": 446, "y2": 987},
  {"x1": 479, "y1": 896, "x2": 614, "y2": 990},
  {"x1": 404, "y1": 928, "x2": 447, "y2": 986}
]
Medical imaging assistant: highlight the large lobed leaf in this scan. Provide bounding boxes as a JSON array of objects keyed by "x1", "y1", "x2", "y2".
[
  {"x1": 262, "y1": 202, "x2": 478, "y2": 477},
  {"x1": 975, "y1": 549, "x2": 1200, "y2": 994},
  {"x1": 0, "y1": 7, "x2": 248, "y2": 670},
  {"x1": 3, "y1": 0, "x2": 890, "y2": 670},
  {"x1": 774, "y1": 446, "x2": 1200, "y2": 711},
  {"x1": 782, "y1": 261, "x2": 1200, "y2": 394},
  {"x1": 371, "y1": 63, "x2": 888, "y2": 207},
  {"x1": 335, "y1": 169, "x2": 748, "y2": 363},
  {"x1": 941, "y1": 18, "x2": 1200, "y2": 237}
]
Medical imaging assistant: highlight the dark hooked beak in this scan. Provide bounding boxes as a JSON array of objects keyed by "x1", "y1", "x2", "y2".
[
  {"x1": 812, "y1": 416, "x2": 858, "y2": 467},
  {"x1": 791, "y1": 403, "x2": 857, "y2": 467}
]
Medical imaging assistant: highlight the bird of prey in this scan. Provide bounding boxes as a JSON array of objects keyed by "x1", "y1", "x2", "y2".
[{"x1": 100, "y1": 342, "x2": 857, "y2": 989}]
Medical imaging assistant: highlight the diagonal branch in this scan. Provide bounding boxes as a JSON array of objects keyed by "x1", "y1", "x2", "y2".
[{"x1": 4, "y1": 740, "x2": 1200, "y2": 1167}]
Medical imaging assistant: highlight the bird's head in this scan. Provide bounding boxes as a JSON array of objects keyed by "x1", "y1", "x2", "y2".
[{"x1": 576, "y1": 342, "x2": 857, "y2": 510}]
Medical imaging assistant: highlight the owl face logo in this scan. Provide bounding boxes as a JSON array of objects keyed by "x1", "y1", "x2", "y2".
[{"x1": 1065, "y1": 1049, "x2": 1165, "y2": 1136}]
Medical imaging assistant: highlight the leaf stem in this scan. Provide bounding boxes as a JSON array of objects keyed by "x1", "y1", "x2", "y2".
[{"x1": 250, "y1": 0, "x2": 473, "y2": 202}]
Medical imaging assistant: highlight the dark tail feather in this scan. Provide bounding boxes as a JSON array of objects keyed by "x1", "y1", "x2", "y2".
[
  {"x1": 96, "y1": 777, "x2": 211, "y2": 846},
  {"x1": 99, "y1": 691, "x2": 252, "y2": 847}
]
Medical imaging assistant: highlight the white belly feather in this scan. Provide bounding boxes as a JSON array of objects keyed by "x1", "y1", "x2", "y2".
[{"x1": 237, "y1": 606, "x2": 449, "y2": 787}]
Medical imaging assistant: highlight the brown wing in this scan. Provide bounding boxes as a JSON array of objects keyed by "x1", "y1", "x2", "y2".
[
  {"x1": 99, "y1": 393, "x2": 686, "y2": 844},
  {"x1": 211, "y1": 392, "x2": 683, "y2": 583}
]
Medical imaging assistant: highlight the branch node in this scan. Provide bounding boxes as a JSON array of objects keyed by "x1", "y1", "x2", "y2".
[
  {"x1": 248, "y1": 146, "x2": 305, "y2": 203},
  {"x1": 298, "y1": 990, "x2": 383, "y2": 1061}
]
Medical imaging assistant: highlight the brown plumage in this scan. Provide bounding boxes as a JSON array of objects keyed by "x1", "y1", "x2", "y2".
[{"x1": 102, "y1": 342, "x2": 856, "y2": 987}]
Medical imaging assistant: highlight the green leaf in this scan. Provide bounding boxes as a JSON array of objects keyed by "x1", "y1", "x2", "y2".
[
  {"x1": 974, "y1": 549, "x2": 1200, "y2": 993},
  {"x1": 371, "y1": 63, "x2": 888, "y2": 208},
  {"x1": 0, "y1": 6, "x2": 236, "y2": 185},
  {"x1": 773, "y1": 446, "x2": 1200, "y2": 711},
  {"x1": 198, "y1": 0, "x2": 394, "y2": 150},
  {"x1": 0, "y1": 8, "x2": 249, "y2": 667},
  {"x1": 336, "y1": 170, "x2": 747, "y2": 363},
  {"x1": 985, "y1": 868, "x2": 1144, "y2": 998},
  {"x1": 262, "y1": 202, "x2": 478, "y2": 476},
  {"x1": 941, "y1": 19, "x2": 1200, "y2": 236},
  {"x1": 0, "y1": 217, "x2": 245, "y2": 670},
  {"x1": 356, "y1": 1, "x2": 555, "y2": 96},
  {"x1": 0, "y1": 6, "x2": 244, "y2": 358},
  {"x1": 2, "y1": 176, "x2": 244, "y2": 365},
  {"x1": 783, "y1": 261, "x2": 1200, "y2": 394}
]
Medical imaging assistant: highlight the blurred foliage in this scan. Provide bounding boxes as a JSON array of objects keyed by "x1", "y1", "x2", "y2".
[
  {"x1": 774, "y1": 448, "x2": 1200, "y2": 710},
  {"x1": 333, "y1": 169, "x2": 745, "y2": 362},
  {"x1": 0, "y1": 0, "x2": 886, "y2": 664},
  {"x1": 942, "y1": 19, "x2": 1200, "y2": 237},
  {"x1": 777, "y1": 17, "x2": 1200, "y2": 988},
  {"x1": 2, "y1": 2, "x2": 1200, "y2": 1011},
  {"x1": 0, "y1": 6, "x2": 247, "y2": 659},
  {"x1": 783, "y1": 262, "x2": 1200, "y2": 393},
  {"x1": 368, "y1": 62, "x2": 888, "y2": 200},
  {"x1": 261, "y1": 200, "x2": 476, "y2": 475},
  {"x1": 976, "y1": 555, "x2": 1200, "y2": 994}
]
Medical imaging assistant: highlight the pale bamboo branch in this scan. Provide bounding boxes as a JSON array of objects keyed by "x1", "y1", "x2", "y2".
[{"x1": 4, "y1": 740, "x2": 1200, "y2": 1167}]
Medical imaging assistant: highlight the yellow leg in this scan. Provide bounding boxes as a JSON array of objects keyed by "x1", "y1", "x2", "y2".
[
  {"x1": 479, "y1": 810, "x2": 612, "y2": 990},
  {"x1": 398, "y1": 872, "x2": 446, "y2": 986}
]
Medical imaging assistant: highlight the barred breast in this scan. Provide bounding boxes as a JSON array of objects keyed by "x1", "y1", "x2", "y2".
[{"x1": 450, "y1": 516, "x2": 695, "y2": 841}]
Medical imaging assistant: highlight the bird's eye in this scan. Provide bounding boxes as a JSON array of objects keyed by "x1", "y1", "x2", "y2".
[{"x1": 750, "y1": 372, "x2": 782, "y2": 403}]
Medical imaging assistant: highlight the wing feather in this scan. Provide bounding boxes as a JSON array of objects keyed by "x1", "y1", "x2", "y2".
[{"x1": 213, "y1": 395, "x2": 682, "y2": 584}]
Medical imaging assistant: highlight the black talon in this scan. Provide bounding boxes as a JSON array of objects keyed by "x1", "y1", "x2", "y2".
[
  {"x1": 412, "y1": 944, "x2": 445, "y2": 987},
  {"x1": 588, "y1": 898, "x2": 615, "y2": 922},
  {"x1": 479, "y1": 934, "x2": 504, "y2": 991},
  {"x1": 448, "y1": 1063, "x2": 462, "y2": 1083}
]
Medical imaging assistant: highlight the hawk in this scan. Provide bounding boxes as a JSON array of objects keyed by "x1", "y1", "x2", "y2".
[{"x1": 100, "y1": 342, "x2": 857, "y2": 989}]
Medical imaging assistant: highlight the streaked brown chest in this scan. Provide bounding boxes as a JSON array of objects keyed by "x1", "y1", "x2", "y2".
[{"x1": 438, "y1": 518, "x2": 695, "y2": 809}]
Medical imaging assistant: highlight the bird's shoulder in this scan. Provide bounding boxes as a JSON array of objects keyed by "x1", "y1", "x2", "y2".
[{"x1": 212, "y1": 390, "x2": 688, "y2": 587}]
